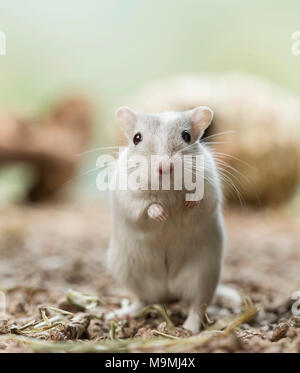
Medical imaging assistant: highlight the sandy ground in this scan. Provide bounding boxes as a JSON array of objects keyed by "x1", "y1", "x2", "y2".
[{"x1": 0, "y1": 203, "x2": 300, "y2": 352}]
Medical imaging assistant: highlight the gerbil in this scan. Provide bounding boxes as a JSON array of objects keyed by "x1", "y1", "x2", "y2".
[{"x1": 107, "y1": 106, "x2": 225, "y2": 334}]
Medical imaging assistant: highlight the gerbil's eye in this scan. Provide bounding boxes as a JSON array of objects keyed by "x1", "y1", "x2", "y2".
[
  {"x1": 133, "y1": 132, "x2": 143, "y2": 145},
  {"x1": 181, "y1": 130, "x2": 191, "y2": 143}
]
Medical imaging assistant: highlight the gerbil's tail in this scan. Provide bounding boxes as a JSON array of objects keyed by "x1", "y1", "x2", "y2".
[{"x1": 214, "y1": 284, "x2": 242, "y2": 313}]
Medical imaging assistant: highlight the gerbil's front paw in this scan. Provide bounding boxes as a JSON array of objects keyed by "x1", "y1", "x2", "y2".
[
  {"x1": 184, "y1": 201, "x2": 200, "y2": 208},
  {"x1": 147, "y1": 203, "x2": 168, "y2": 222}
]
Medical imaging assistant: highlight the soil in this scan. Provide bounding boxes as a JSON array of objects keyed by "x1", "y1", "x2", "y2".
[{"x1": 0, "y1": 203, "x2": 299, "y2": 352}]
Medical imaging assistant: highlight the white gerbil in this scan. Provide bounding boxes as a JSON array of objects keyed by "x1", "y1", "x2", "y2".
[{"x1": 106, "y1": 106, "x2": 225, "y2": 334}]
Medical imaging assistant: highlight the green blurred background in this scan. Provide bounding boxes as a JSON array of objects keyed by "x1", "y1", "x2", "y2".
[{"x1": 0, "y1": 0, "x2": 299, "y2": 202}]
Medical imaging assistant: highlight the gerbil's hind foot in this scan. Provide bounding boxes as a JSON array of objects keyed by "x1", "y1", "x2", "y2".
[
  {"x1": 147, "y1": 203, "x2": 168, "y2": 222},
  {"x1": 105, "y1": 300, "x2": 145, "y2": 321},
  {"x1": 184, "y1": 201, "x2": 200, "y2": 208},
  {"x1": 182, "y1": 306, "x2": 203, "y2": 335}
]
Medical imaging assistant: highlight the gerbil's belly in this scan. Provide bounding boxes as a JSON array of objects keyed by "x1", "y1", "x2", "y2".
[
  {"x1": 109, "y1": 210, "x2": 203, "y2": 303},
  {"x1": 143, "y1": 207, "x2": 201, "y2": 250}
]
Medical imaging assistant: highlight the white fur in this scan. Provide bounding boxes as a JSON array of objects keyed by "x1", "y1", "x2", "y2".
[{"x1": 107, "y1": 108, "x2": 225, "y2": 334}]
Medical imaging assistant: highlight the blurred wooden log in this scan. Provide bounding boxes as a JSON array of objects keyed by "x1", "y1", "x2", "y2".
[
  {"x1": 0, "y1": 98, "x2": 91, "y2": 202},
  {"x1": 118, "y1": 73, "x2": 300, "y2": 206}
]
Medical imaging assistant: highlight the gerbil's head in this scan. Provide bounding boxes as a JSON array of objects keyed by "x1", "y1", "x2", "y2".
[{"x1": 115, "y1": 106, "x2": 213, "y2": 183}]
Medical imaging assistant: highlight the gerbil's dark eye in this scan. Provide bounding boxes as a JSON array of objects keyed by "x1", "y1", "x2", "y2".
[
  {"x1": 133, "y1": 132, "x2": 143, "y2": 145},
  {"x1": 181, "y1": 130, "x2": 191, "y2": 143}
]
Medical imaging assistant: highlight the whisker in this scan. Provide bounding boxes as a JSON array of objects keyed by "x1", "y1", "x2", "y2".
[
  {"x1": 216, "y1": 164, "x2": 243, "y2": 190},
  {"x1": 62, "y1": 166, "x2": 103, "y2": 186},
  {"x1": 217, "y1": 169, "x2": 245, "y2": 208},
  {"x1": 213, "y1": 158, "x2": 245, "y2": 179},
  {"x1": 201, "y1": 130, "x2": 235, "y2": 142},
  {"x1": 212, "y1": 151, "x2": 255, "y2": 170},
  {"x1": 175, "y1": 142, "x2": 199, "y2": 155},
  {"x1": 203, "y1": 141, "x2": 229, "y2": 146},
  {"x1": 214, "y1": 157, "x2": 260, "y2": 205},
  {"x1": 78, "y1": 146, "x2": 121, "y2": 156},
  {"x1": 182, "y1": 147, "x2": 247, "y2": 207},
  {"x1": 183, "y1": 167, "x2": 216, "y2": 188}
]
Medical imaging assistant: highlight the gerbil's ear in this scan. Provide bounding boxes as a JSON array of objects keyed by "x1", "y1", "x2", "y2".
[
  {"x1": 191, "y1": 106, "x2": 214, "y2": 140},
  {"x1": 115, "y1": 106, "x2": 137, "y2": 135}
]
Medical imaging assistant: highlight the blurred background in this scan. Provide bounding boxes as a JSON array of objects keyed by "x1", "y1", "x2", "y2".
[
  {"x1": 1, "y1": 0, "x2": 300, "y2": 353},
  {"x1": 0, "y1": 0, "x2": 300, "y2": 204}
]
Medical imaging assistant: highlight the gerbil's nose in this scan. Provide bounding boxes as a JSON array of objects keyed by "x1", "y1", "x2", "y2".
[{"x1": 158, "y1": 161, "x2": 174, "y2": 175}]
